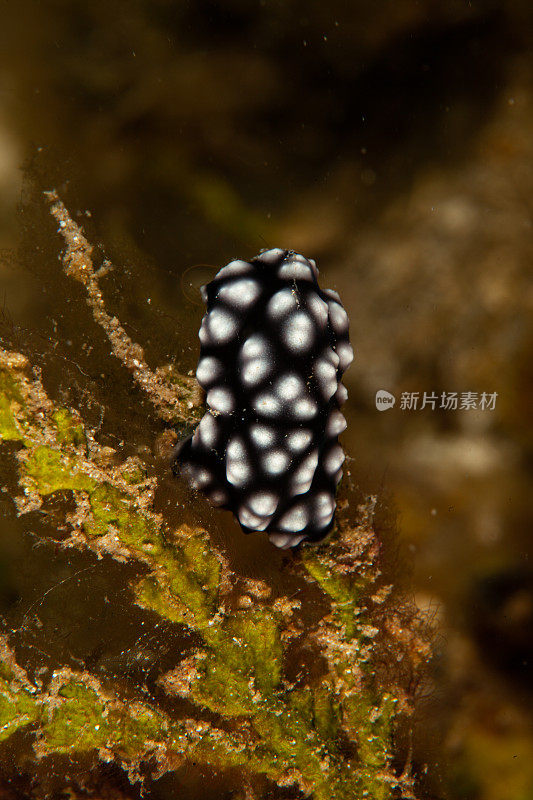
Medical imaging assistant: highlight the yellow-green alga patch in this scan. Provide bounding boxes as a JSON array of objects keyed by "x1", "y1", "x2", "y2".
[
  {"x1": 0, "y1": 371, "x2": 25, "y2": 442},
  {"x1": 25, "y1": 446, "x2": 95, "y2": 495},
  {"x1": 0, "y1": 340, "x2": 423, "y2": 799},
  {"x1": 0, "y1": 663, "x2": 39, "y2": 743},
  {"x1": 52, "y1": 408, "x2": 86, "y2": 447}
]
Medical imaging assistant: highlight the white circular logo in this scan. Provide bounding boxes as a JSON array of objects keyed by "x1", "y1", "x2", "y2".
[{"x1": 375, "y1": 390, "x2": 396, "y2": 411}]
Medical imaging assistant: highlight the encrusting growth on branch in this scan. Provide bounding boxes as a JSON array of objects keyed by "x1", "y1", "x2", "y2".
[{"x1": 45, "y1": 190, "x2": 202, "y2": 424}]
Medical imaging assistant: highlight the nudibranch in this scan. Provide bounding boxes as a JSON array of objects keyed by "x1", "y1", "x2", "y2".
[{"x1": 175, "y1": 248, "x2": 353, "y2": 548}]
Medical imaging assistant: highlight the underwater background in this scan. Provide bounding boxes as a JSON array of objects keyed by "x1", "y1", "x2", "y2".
[{"x1": 0, "y1": 2, "x2": 532, "y2": 798}]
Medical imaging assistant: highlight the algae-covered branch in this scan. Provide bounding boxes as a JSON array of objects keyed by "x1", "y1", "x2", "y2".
[{"x1": 0, "y1": 197, "x2": 429, "y2": 799}]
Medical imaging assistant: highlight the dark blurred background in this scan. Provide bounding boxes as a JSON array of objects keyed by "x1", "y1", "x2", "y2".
[{"x1": 0, "y1": 1, "x2": 532, "y2": 798}]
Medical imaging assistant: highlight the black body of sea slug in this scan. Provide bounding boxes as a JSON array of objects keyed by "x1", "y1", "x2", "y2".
[{"x1": 174, "y1": 248, "x2": 353, "y2": 548}]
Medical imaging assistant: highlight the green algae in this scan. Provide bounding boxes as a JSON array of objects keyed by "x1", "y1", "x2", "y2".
[
  {"x1": 121, "y1": 462, "x2": 147, "y2": 485},
  {"x1": 0, "y1": 343, "x2": 420, "y2": 798},
  {"x1": 0, "y1": 371, "x2": 25, "y2": 442},
  {"x1": 45, "y1": 680, "x2": 167, "y2": 759},
  {"x1": 135, "y1": 527, "x2": 224, "y2": 630},
  {"x1": 194, "y1": 651, "x2": 259, "y2": 716},
  {"x1": 309, "y1": 687, "x2": 340, "y2": 743},
  {"x1": 182, "y1": 605, "x2": 284, "y2": 716},
  {"x1": 0, "y1": 658, "x2": 287, "y2": 786},
  {"x1": 86, "y1": 483, "x2": 155, "y2": 543},
  {"x1": 135, "y1": 576, "x2": 187, "y2": 625},
  {"x1": 52, "y1": 408, "x2": 86, "y2": 447},
  {"x1": 0, "y1": 370, "x2": 23, "y2": 404},
  {"x1": 25, "y1": 446, "x2": 95, "y2": 495},
  {"x1": 0, "y1": 394, "x2": 24, "y2": 442},
  {"x1": 228, "y1": 608, "x2": 282, "y2": 694},
  {"x1": 188, "y1": 609, "x2": 282, "y2": 716},
  {"x1": 45, "y1": 681, "x2": 114, "y2": 752},
  {"x1": 302, "y1": 546, "x2": 368, "y2": 641},
  {"x1": 345, "y1": 693, "x2": 397, "y2": 800},
  {"x1": 0, "y1": 663, "x2": 39, "y2": 743}
]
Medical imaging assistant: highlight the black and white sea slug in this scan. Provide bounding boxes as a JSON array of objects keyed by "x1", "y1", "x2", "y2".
[{"x1": 175, "y1": 248, "x2": 353, "y2": 549}]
